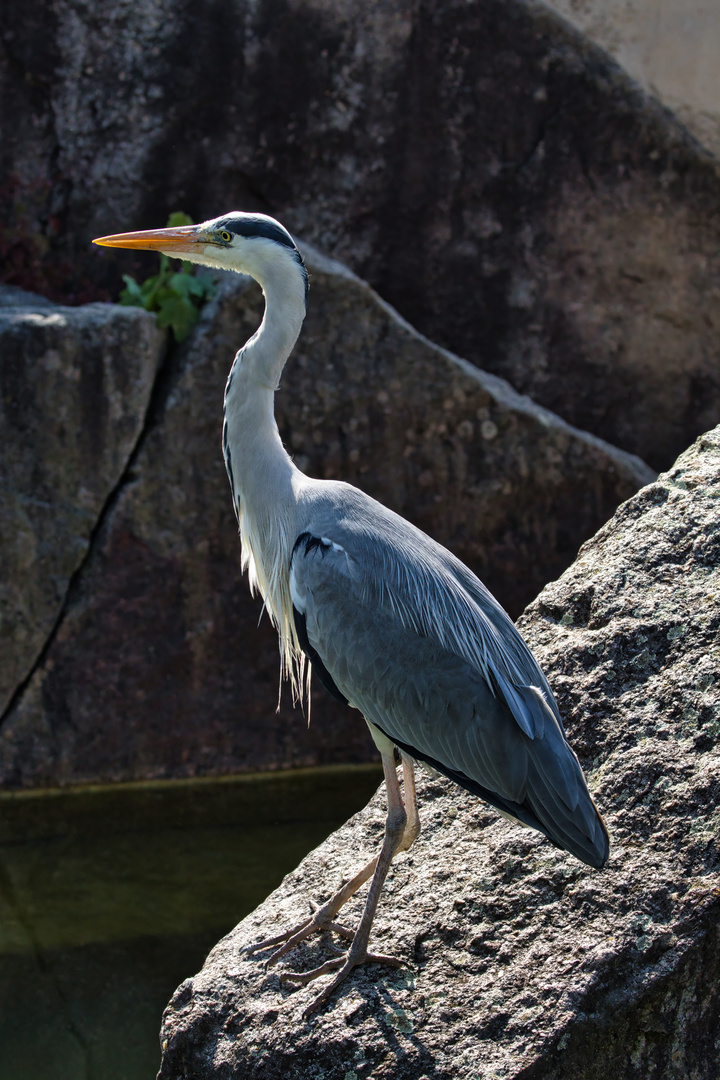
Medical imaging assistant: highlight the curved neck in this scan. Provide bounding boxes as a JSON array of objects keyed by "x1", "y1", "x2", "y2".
[
  {"x1": 242, "y1": 294, "x2": 305, "y2": 392},
  {"x1": 222, "y1": 251, "x2": 307, "y2": 550},
  {"x1": 233, "y1": 249, "x2": 307, "y2": 391},
  {"x1": 223, "y1": 255, "x2": 306, "y2": 479},
  {"x1": 221, "y1": 254, "x2": 308, "y2": 691}
]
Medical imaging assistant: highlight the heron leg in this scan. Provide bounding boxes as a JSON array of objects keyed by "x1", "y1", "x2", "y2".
[
  {"x1": 249, "y1": 752, "x2": 422, "y2": 1015},
  {"x1": 284, "y1": 749, "x2": 410, "y2": 1016},
  {"x1": 246, "y1": 853, "x2": 379, "y2": 962},
  {"x1": 398, "y1": 753, "x2": 420, "y2": 852},
  {"x1": 248, "y1": 753, "x2": 421, "y2": 965}
]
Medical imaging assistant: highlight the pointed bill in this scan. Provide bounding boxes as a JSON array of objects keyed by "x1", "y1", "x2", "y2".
[{"x1": 93, "y1": 225, "x2": 206, "y2": 254}]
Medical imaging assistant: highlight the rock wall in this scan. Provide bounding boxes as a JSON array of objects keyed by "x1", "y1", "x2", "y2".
[
  {"x1": 2, "y1": 0, "x2": 720, "y2": 468},
  {"x1": 546, "y1": 0, "x2": 720, "y2": 158},
  {"x1": 157, "y1": 427, "x2": 720, "y2": 1080},
  {"x1": 0, "y1": 255, "x2": 652, "y2": 789},
  {"x1": 0, "y1": 286, "x2": 165, "y2": 719}
]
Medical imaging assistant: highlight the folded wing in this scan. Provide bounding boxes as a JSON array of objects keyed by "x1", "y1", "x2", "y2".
[{"x1": 289, "y1": 497, "x2": 609, "y2": 870}]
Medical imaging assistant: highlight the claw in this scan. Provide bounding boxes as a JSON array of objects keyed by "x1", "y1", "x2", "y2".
[
  {"x1": 301, "y1": 950, "x2": 404, "y2": 1019},
  {"x1": 280, "y1": 956, "x2": 346, "y2": 987},
  {"x1": 246, "y1": 906, "x2": 356, "y2": 968},
  {"x1": 246, "y1": 916, "x2": 313, "y2": 956}
]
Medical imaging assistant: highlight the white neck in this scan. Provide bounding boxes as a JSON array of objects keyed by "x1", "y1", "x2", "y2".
[
  {"x1": 223, "y1": 250, "x2": 306, "y2": 511},
  {"x1": 222, "y1": 249, "x2": 309, "y2": 697},
  {"x1": 236, "y1": 252, "x2": 307, "y2": 390}
]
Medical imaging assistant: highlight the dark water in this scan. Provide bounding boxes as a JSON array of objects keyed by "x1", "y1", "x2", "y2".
[{"x1": 0, "y1": 766, "x2": 382, "y2": 1080}]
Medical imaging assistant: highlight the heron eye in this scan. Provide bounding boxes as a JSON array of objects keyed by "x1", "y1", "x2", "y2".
[{"x1": 220, "y1": 230, "x2": 232, "y2": 243}]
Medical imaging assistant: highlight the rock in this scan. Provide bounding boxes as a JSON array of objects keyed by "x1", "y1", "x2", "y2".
[
  {"x1": 545, "y1": 0, "x2": 720, "y2": 158},
  {"x1": 157, "y1": 427, "x2": 720, "y2": 1080},
  {"x1": 0, "y1": 287, "x2": 165, "y2": 724},
  {"x1": 284, "y1": 247, "x2": 654, "y2": 617},
  {"x1": 0, "y1": 285, "x2": 54, "y2": 308},
  {"x1": 2, "y1": 0, "x2": 720, "y2": 467},
  {"x1": 0, "y1": 252, "x2": 652, "y2": 789}
]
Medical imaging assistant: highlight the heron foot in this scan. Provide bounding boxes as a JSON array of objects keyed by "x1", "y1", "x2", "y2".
[
  {"x1": 250, "y1": 907, "x2": 403, "y2": 1016},
  {"x1": 247, "y1": 909, "x2": 356, "y2": 967},
  {"x1": 246, "y1": 916, "x2": 313, "y2": 955},
  {"x1": 248, "y1": 756, "x2": 418, "y2": 1016},
  {"x1": 247, "y1": 853, "x2": 379, "y2": 966},
  {"x1": 289, "y1": 947, "x2": 403, "y2": 1019},
  {"x1": 281, "y1": 947, "x2": 400, "y2": 989}
]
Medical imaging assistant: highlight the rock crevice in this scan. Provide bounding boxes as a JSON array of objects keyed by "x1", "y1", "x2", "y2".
[{"x1": 0, "y1": 286, "x2": 166, "y2": 727}]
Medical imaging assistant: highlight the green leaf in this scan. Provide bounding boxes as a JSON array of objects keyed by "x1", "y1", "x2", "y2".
[
  {"x1": 167, "y1": 273, "x2": 199, "y2": 299},
  {"x1": 114, "y1": 211, "x2": 213, "y2": 341},
  {"x1": 169, "y1": 272, "x2": 215, "y2": 301},
  {"x1": 166, "y1": 211, "x2": 193, "y2": 229},
  {"x1": 118, "y1": 274, "x2": 145, "y2": 306},
  {"x1": 156, "y1": 293, "x2": 200, "y2": 342}
]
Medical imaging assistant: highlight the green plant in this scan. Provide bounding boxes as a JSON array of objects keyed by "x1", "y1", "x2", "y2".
[{"x1": 119, "y1": 212, "x2": 215, "y2": 342}]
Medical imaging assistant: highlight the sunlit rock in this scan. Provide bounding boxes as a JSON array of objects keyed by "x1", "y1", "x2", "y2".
[{"x1": 158, "y1": 427, "x2": 720, "y2": 1080}]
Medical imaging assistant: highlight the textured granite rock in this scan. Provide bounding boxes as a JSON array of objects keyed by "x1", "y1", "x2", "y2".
[
  {"x1": 0, "y1": 286, "x2": 165, "y2": 720},
  {"x1": 2, "y1": 0, "x2": 720, "y2": 467},
  {"x1": 157, "y1": 428, "x2": 720, "y2": 1080},
  {"x1": 0, "y1": 252, "x2": 652, "y2": 789}
]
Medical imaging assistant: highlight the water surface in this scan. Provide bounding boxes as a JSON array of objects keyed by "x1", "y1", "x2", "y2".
[{"x1": 0, "y1": 765, "x2": 382, "y2": 1080}]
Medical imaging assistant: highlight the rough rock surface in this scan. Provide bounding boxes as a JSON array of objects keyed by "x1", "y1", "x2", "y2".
[
  {"x1": 0, "y1": 286, "x2": 165, "y2": 719},
  {"x1": 0, "y1": 253, "x2": 652, "y2": 789},
  {"x1": 158, "y1": 428, "x2": 720, "y2": 1080},
  {"x1": 282, "y1": 248, "x2": 654, "y2": 615},
  {"x1": 546, "y1": 0, "x2": 720, "y2": 157},
  {"x1": 3, "y1": 0, "x2": 720, "y2": 467}
]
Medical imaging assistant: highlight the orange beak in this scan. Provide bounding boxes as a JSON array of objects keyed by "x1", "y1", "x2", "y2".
[{"x1": 92, "y1": 224, "x2": 206, "y2": 254}]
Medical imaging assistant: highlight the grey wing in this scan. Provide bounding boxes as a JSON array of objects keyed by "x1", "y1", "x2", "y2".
[{"x1": 290, "y1": 529, "x2": 609, "y2": 870}]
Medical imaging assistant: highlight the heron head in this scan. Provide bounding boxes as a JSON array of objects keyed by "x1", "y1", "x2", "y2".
[{"x1": 93, "y1": 211, "x2": 307, "y2": 299}]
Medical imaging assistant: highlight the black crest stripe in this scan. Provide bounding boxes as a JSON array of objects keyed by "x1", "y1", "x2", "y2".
[{"x1": 217, "y1": 214, "x2": 296, "y2": 250}]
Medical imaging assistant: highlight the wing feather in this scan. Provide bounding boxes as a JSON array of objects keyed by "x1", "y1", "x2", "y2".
[{"x1": 290, "y1": 489, "x2": 609, "y2": 869}]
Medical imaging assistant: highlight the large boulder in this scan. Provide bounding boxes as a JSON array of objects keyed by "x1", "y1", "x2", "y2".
[
  {"x1": 157, "y1": 425, "x2": 720, "y2": 1079},
  {"x1": 0, "y1": 286, "x2": 164, "y2": 722},
  {"x1": 545, "y1": 0, "x2": 720, "y2": 157},
  {"x1": 0, "y1": 253, "x2": 652, "y2": 789},
  {"x1": 2, "y1": 0, "x2": 720, "y2": 468}
]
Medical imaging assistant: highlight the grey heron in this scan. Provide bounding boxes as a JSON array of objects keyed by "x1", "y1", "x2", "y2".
[{"x1": 94, "y1": 213, "x2": 609, "y2": 1016}]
